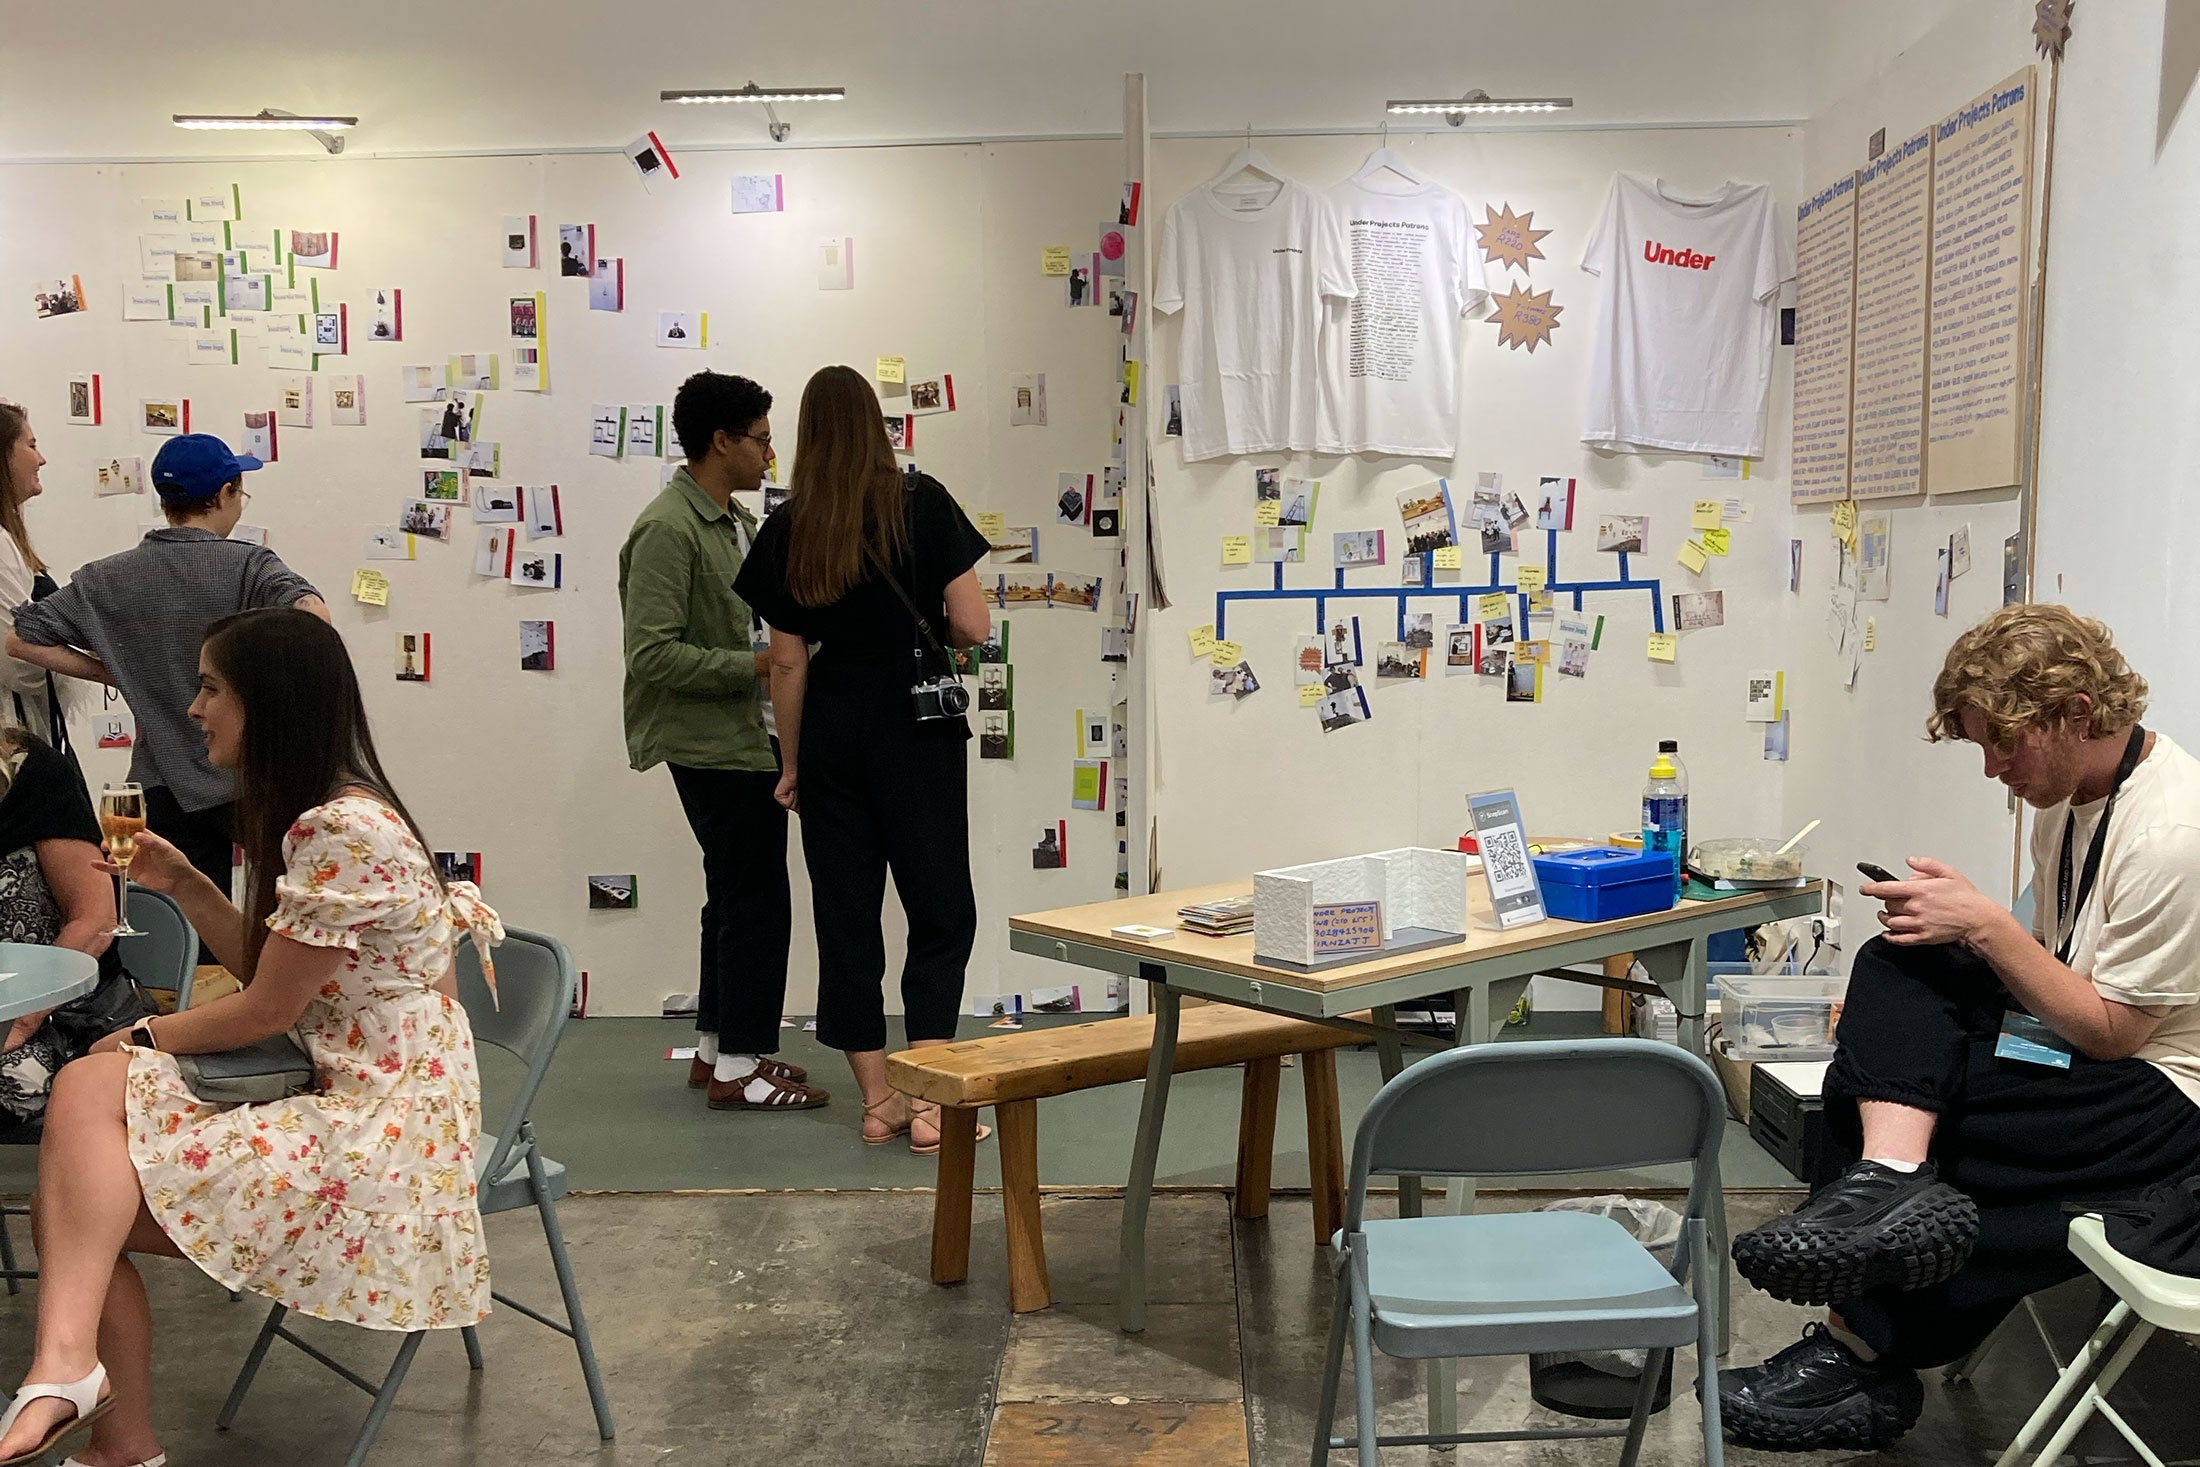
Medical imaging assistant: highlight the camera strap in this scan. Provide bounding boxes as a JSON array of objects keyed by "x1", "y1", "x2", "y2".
[
  {"x1": 859, "y1": 486, "x2": 963, "y2": 685},
  {"x1": 2055, "y1": 723, "x2": 2147, "y2": 965}
]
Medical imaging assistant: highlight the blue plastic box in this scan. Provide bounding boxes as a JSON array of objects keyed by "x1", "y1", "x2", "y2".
[{"x1": 1532, "y1": 847, "x2": 1679, "y2": 923}]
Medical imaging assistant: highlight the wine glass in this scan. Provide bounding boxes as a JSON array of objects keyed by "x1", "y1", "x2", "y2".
[{"x1": 99, "y1": 782, "x2": 148, "y2": 937}]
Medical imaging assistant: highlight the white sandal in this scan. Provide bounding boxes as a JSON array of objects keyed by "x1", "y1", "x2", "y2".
[
  {"x1": 64, "y1": 1456, "x2": 162, "y2": 1467},
  {"x1": 0, "y1": 1363, "x2": 112, "y2": 1467}
]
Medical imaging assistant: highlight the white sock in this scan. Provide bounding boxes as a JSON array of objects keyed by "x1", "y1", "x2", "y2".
[
  {"x1": 1825, "y1": 1321, "x2": 1880, "y2": 1362},
  {"x1": 713, "y1": 1053, "x2": 760, "y2": 1085},
  {"x1": 1866, "y1": 1157, "x2": 1922, "y2": 1173},
  {"x1": 697, "y1": 1033, "x2": 720, "y2": 1064}
]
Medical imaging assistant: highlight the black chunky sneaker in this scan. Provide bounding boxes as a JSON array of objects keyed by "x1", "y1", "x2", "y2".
[
  {"x1": 1731, "y1": 1160, "x2": 1979, "y2": 1305},
  {"x1": 1719, "y1": 1322, "x2": 1924, "y2": 1451}
]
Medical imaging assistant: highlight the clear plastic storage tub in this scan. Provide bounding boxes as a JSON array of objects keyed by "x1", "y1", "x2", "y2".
[{"x1": 1713, "y1": 964, "x2": 1847, "y2": 1061}]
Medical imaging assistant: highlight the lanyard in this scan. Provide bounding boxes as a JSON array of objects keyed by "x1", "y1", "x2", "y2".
[{"x1": 2055, "y1": 724, "x2": 2147, "y2": 965}]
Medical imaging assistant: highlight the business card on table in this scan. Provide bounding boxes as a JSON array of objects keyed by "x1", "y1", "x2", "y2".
[{"x1": 1111, "y1": 924, "x2": 1176, "y2": 942}]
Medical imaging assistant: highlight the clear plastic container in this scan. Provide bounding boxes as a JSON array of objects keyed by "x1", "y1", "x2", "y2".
[
  {"x1": 1690, "y1": 837, "x2": 1807, "y2": 887},
  {"x1": 1715, "y1": 965, "x2": 1847, "y2": 1060}
]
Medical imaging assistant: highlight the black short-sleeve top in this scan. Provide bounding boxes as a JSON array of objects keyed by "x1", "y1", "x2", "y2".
[{"x1": 734, "y1": 475, "x2": 989, "y2": 675}]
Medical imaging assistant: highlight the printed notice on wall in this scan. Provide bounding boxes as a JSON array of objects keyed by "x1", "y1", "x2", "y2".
[
  {"x1": 1849, "y1": 130, "x2": 1931, "y2": 500},
  {"x1": 1927, "y1": 68, "x2": 2034, "y2": 496},
  {"x1": 1310, "y1": 900, "x2": 1384, "y2": 957},
  {"x1": 1791, "y1": 173, "x2": 1858, "y2": 504}
]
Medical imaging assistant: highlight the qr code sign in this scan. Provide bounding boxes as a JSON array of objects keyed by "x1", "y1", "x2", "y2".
[{"x1": 1484, "y1": 827, "x2": 1530, "y2": 887}]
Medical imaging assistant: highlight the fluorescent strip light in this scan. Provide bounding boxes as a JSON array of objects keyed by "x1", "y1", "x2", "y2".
[
  {"x1": 1385, "y1": 97, "x2": 1573, "y2": 116},
  {"x1": 661, "y1": 87, "x2": 847, "y2": 105},
  {"x1": 174, "y1": 113, "x2": 358, "y2": 130}
]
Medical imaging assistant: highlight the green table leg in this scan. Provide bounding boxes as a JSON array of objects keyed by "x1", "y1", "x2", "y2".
[{"x1": 1117, "y1": 984, "x2": 1181, "y2": 1333}]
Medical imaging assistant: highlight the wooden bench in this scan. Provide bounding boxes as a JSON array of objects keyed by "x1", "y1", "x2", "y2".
[{"x1": 888, "y1": 1005, "x2": 1366, "y2": 1312}]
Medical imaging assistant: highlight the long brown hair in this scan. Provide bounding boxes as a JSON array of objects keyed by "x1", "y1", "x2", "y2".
[
  {"x1": 783, "y1": 365, "x2": 906, "y2": 607},
  {"x1": 0, "y1": 405, "x2": 46, "y2": 574},
  {"x1": 202, "y1": 609, "x2": 442, "y2": 974}
]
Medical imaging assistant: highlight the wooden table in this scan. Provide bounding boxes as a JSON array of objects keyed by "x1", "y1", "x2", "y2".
[{"x1": 1011, "y1": 876, "x2": 1823, "y2": 1434}]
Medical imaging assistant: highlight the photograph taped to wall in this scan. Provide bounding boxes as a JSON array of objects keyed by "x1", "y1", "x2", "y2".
[
  {"x1": 459, "y1": 440, "x2": 500, "y2": 476},
  {"x1": 882, "y1": 414, "x2": 914, "y2": 452},
  {"x1": 473, "y1": 481, "x2": 519, "y2": 522},
  {"x1": 365, "y1": 287, "x2": 401, "y2": 342},
  {"x1": 139, "y1": 398, "x2": 185, "y2": 436},
  {"x1": 1375, "y1": 642, "x2": 1425, "y2": 680},
  {"x1": 65, "y1": 373, "x2": 100, "y2": 426},
  {"x1": 590, "y1": 404, "x2": 624, "y2": 457},
  {"x1": 1397, "y1": 480, "x2": 1456, "y2": 556},
  {"x1": 313, "y1": 307, "x2": 347, "y2": 353},
  {"x1": 587, "y1": 875, "x2": 637, "y2": 910},
  {"x1": 1536, "y1": 476, "x2": 1576, "y2": 530},
  {"x1": 448, "y1": 354, "x2": 496, "y2": 390},
  {"x1": 419, "y1": 407, "x2": 452, "y2": 460},
  {"x1": 905, "y1": 373, "x2": 955, "y2": 415},
  {"x1": 1051, "y1": 574, "x2": 1102, "y2": 612},
  {"x1": 978, "y1": 710, "x2": 1014, "y2": 759},
  {"x1": 474, "y1": 525, "x2": 513, "y2": 578},
  {"x1": 1334, "y1": 529, "x2": 1384, "y2": 567},
  {"x1": 558, "y1": 224, "x2": 593, "y2": 277},
  {"x1": 365, "y1": 528, "x2": 415, "y2": 560},
  {"x1": 398, "y1": 499, "x2": 452, "y2": 539},
  {"x1": 1402, "y1": 611, "x2": 1434, "y2": 649},
  {"x1": 502, "y1": 215, "x2": 536, "y2": 268},
  {"x1": 818, "y1": 236, "x2": 855, "y2": 290},
  {"x1": 222, "y1": 273, "x2": 270, "y2": 314},
  {"x1": 1056, "y1": 472, "x2": 1091, "y2": 526},
  {"x1": 588, "y1": 259, "x2": 624, "y2": 311},
  {"x1": 730, "y1": 174, "x2": 784, "y2": 214},
  {"x1": 288, "y1": 230, "x2": 337, "y2": 269},
  {"x1": 1444, "y1": 625, "x2": 1475, "y2": 676},
  {"x1": 421, "y1": 469, "x2": 463, "y2": 502},
  {"x1": 624, "y1": 131, "x2": 678, "y2": 191},
  {"x1": 977, "y1": 663, "x2": 1012, "y2": 711},
  {"x1": 1672, "y1": 589, "x2": 1726, "y2": 631},
  {"x1": 394, "y1": 631, "x2": 430, "y2": 682},
  {"x1": 401, "y1": 365, "x2": 445, "y2": 403},
  {"x1": 656, "y1": 311, "x2": 705, "y2": 349},
  {"x1": 625, "y1": 405, "x2": 663, "y2": 457},
  {"x1": 509, "y1": 549, "x2": 563, "y2": 589},
  {"x1": 274, "y1": 374, "x2": 312, "y2": 428},
  {"x1": 1008, "y1": 373, "x2": 1047, "y2": 427},
  {"x1": 520, "y1": 620, "x2": 555, "y2": 672},
  {"x1": 1210, "y1": 661, "x2": 1260, "y2": 699},
  {"x1": 989, "y1": 527, "x2": 1036, "y2": 564},
  {"x1": 94, "y1": 456, "x2": 143, "y2": 497},
  {"x1": 1317, "y1": 685, "x2": 1372, "y2": 731},
  {"x1": 1597, "y1": 515, "x2": 1648, "y2": 554},
  {"x1": 525, "y1": 484, "x2": 563, "y2": 539}
]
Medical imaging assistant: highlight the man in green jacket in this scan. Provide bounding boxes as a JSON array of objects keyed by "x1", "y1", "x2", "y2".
[{"x1": 619, "y1": 371, "x2": 825, "y2": 1111}]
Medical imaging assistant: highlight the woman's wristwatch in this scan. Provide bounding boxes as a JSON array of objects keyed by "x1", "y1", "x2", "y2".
[{"x1": 128, "y1": 1018, "x2": 158, "y2": 1052}]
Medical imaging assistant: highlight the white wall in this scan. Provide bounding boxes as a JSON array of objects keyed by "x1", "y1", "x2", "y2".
[
  {"x1": 1142, "y1": 126, "x2": 1803, "y2": 1006},
  {"x1": 1779, "y1": 0, "x2": 2042, "y2": 939},
  {"x1": 0, "y1": 142, "x2": 1131, "y2": 1016}
]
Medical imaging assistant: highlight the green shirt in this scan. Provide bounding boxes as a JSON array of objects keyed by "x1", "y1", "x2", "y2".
[{"x1": 617, "y1": 467, "x2": 774, "y2": 773}]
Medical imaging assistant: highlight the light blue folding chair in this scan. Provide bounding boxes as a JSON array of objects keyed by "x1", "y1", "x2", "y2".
[
  {"x1": 1313, "y1": 1038, "x2": 1728, "y2": 1467},
  {"x1": 215, "y1": 926, "x2": 615, "y2": 1466},
  {"x1": 119, "y1": 883, "x2": 198, "y2": 1013}
]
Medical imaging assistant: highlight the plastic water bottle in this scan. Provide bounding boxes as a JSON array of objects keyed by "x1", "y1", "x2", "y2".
[{"x1": 1642, "y1": 739, "x2": 1689, "y2": 895}]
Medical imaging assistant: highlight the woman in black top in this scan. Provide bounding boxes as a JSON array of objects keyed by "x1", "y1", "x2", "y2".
[{"x1": 733, "y1": 366, "x2": 993, "y2": 1155}]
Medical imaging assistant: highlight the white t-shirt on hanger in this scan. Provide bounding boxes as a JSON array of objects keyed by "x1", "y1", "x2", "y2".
[
  {"x1": 1579, "y1": 173, "x2": 1793, "y2": 457},
  {"x1": 1317, "y1": 168, "x2": 1487, "y2": 459},
  {"x1": 1156, "y1": 167, "x2": 1356, "y2": 462}
]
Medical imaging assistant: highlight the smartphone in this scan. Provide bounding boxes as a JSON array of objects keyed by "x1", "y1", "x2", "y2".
[{"x1": 1856, "y1": 861, "x2": 1901, "y2": 884}]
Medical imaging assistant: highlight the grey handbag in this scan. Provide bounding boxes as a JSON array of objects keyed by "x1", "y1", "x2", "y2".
[{"x1": 173, "y1": 1033, "x2": 317, "y2": 1105}]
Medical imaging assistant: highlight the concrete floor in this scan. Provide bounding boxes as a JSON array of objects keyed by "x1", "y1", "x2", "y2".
[{"x1": 1, "y1": 1187, "x2": 2193, "y2": 1466}]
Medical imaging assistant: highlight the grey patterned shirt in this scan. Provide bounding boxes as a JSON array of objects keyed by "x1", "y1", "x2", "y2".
[{"x1": 12, "y1": 528, "x2": 319, "y2": 810}]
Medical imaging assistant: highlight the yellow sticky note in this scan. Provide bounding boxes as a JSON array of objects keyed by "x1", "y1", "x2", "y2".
[
  {"x1": 1041, "y1": 245, "x2": 1072, "y2": 276},
  {"x1": 1189, "y1": 624, "x2": 1217, "y2": 658},
  {"x1": 1432, "y1": 545, "x2": 1463, "y2": 570},
  {"x1": 1692, "y1": 499, "x2": 1723, "y2": 531},
  {"x1": 974, "y1": 511, "x2": 1007, "y2": 540},
  {"x1": 1516, "y1": 565, "x2": 1547, "y2": 593},
  {"x1": 1299, "y1": 682, "x2": 1323, "y2": 707},
  {"x1": 1865, "y1": 616, "x2": 1878, "y2": 651},
  {"x1": 1702, "y1": 527, "x2": 1732, "y2": 556},
  {"x1": 1210, "y1": 639, "x2": 1243, "y2": 667},
  {"x1": 1221, "y1": 534, "x2": 1252, "y2": 565},
  {"x1": 1477, "y1": 592, "x2": 1510, "y2": 620},
  {"x1": 1254, "y1": 500, "x2": 1281, "y2": 526},
  {"x1": 1529, "y1": 589, "x2": 1553, "y2": 614},
  {"x1": 875, "y1": 355, "x2": 906, "y2": 385},
  {"x1": 1647, "y1": 632, "x2": 1678, "y2": 663},
  {"x1": 1678, "y1": 540, "x2": 1709, "y2": 575},
  {"x1": 350, "y1": 568, "x2": 390, "y2": 607},
  {"x1": 1516, "y1": 640, "x2": 1549, "y2": 665},
  {"x1": 1832, "y1": 499, "x2": 1858, "y2": 547}
]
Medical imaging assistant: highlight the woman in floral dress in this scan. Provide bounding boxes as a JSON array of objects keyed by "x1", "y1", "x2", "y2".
[{"x1": 0, "y1": 609, "x2": 500, "y2": 1467}]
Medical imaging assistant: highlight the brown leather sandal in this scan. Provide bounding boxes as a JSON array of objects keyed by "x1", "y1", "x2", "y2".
[
  {"x1": 862, "y1": 1094, "x2": 913, "y2": 1145},
  {"x1": 707, "y1": 1070, "x2": 830, "y2": 1111},
  {"x1": 908, "y1": 1100, "x2": 991, "y2": 1158},
  {"x1": 692, "y1": 1054, "x2": 810, "y2": 1087}
]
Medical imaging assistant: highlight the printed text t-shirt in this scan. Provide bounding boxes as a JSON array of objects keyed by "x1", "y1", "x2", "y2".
[
  {"x1": 1156, "y1": 172, "x2": 1356, "y2": 461},
  {"x1": 1318, "y1": 172, "x2": 1487, "y2": 458},
  {"x1": 2031, "y1": 733, "x2": 2200, "y2": 1110},
  {"x1": 1580, "y1": 173, "x2": 1793, "y2": 456}
]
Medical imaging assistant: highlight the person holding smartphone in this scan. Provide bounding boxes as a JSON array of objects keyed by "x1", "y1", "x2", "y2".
[{"x1": 1720, "y1": 605, "x2": 2200, "y2": 1451}]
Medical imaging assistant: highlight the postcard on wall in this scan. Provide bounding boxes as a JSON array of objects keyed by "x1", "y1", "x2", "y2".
[
  {"x1": 502, "y1": 215, "x2": 537, "y2": 268},
  {"x1": 1535, "y1": 476, "x2": 1576, "y2": 531},
  {"x1": 187, "y1": 187, "x2": 240, "y2": 223},
  {"x1": 1397, "y1": 479, "x2": 1456, "y2": 556},
  {"x1": 447, "y1": 353, "x2": 498, "y2": 390},
  {"x1": 222, "y1": 273, "x2": 271, "y2": 314},
  {"x1": 1210, "y1": 660, "x2": 1260, "y2": 698},
  {"x1": 1009, "y1": 373, "x2": 1048, "y2": 427},
  {"x1": 122, "y1": 284, "x2": 169, "y2": 321},
  {"x1": 656, "y1": 311, "x2": 705, "y2": 348},
  {"x1": 590, "y1": 405, "x2": 625, "y2": 458},
  {"x1": 170, "y1": 250, "x2": 219, "y2": 285},
  {"x1": 1442, "y1": 624, "x2": 1476, "y2": 676},
  {"x1": 394, "y1": 632, "x2": 430, "y2": 683},
  {"x1": 510, "y1": 344, "x2": 546, "y2": 394},
  {"x1": 1050, "y1": 574, "x2": 1103, "y2": 612},
  {"x1": 1334, "y1": 529, "x2": 1384, "y2": 568},
  {"x1": 422, "y1": 468, "x2": 464, "y2": 502},
  {"x1": 1672, "y1": 589, "x2": 1726, "y2": 631},
  {"x1": 266, "y1": 338, "x2": 312, "y2": 372},
  {"x1": 623, "y1": 131, "x2": 679, "y2": 193},
  {"x1": 1744, "y1": 669, "x2": 1786, "y2": 722},
  {"x1": 1066, "y1": 257, "x2": 1096, "y2": 307},
  {"x1": 1597, "y1": 515, "x2": 1648, "y2": 554},
  {"x1": 32, "y1": 277, "x2": 86, "y2": 319},
  {"x1": 459, "y1": 441, "x2": 500, "y2": 476},
  {"x1": 730, "y1": 174, "x2": 784, "y2": 213},
  {"x1": 94, "y1": 456, "x2": 143, "y2": 497},
  {"x1": 64, "y1": 373, "x2": 101, "y2": 426},
  {"x1": 312, "y1": 307, "x2": 348, "y2": 356},
  {"x1": 520, "y1": 619, "x2": 555, "y2": 671},
  {"x1": 558, "y1": 224, "x2": 594, "y2": 277},
  {"x1": 1278, "y1": 477, "x2": 1317, "y2": 527},
  {"x1": 398, "y1": 499, "x2": 452, "y2": 540},
  {"x1": 906, "y1": 373, "x2": 955, "y2": 415},
  {"x1": 1316, "y1": 684, "x2": 1372, "y2": 732},
  {"x1": 818, "y1": 236, "x2": 855, "y2": 291},
  {"x1": 272, "y1": 375, "x2": 315, "y2": 430},
  {"x1": 508, "y1": 548, "x2": 563, "y2": 590},
  {"x1": 978, "y1": 710, "x2": 1015, "y2": 760},
  {"x1": 365, "y1": 287, "x2": 402, "y2": 343},
  {"x1": 474, "y1": 525, "x2": 515, "y2": 578},
  {"x1": 365, "y1": 527, "x2": 416, "y2": 560},
  {"x1": 882, "y1": 414, "x2": 915, "y2": 452},
  {"x1": 509, "y1": 295, "x2": 539, "y2": 339},
  {"x1": 187, "y1": 330, "x2": 239, "y2": 367},
  {"x1": 1253, "y1": 526, "x2": 1305, "y2": 563},
  {"x1": 1097, "y1": 219, "x2": 1130, "y2": 278},
  {"x1": 1056, "y1": 473, "x2": 1092, "y2": 526},
  {"x1": 989, "y1": 527, "x2": 1037, "y2": 564},
  {"x1": 625, "y1": 404, "x2": 664, "y2": 457},
  {"x1": 1857, "y1": 513, "x2": 1892, "y2": 601},
  {"x1": 419, "y1": 408, "x2": 452, "y2": 460},
  {"x1": 588, "y1": 259, "x2": 624, "y2": 312},
  {"x1": 473, "y1": 481, "x2": 520, "y2": 522},
  {"x1": 1376, "y1": 642, "x2": 1426, "y2": 680},
  {"x1": 287, "y1": 230, "x2": 338, "y2": 270},
  {"x1": 525, "y1": 484, "x2": 564, "y2": 539}
]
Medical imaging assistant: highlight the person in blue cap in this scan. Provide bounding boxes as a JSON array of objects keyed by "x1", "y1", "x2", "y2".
[{"x1": 7, "y1": 434, "x2": 328, "y2": 904}]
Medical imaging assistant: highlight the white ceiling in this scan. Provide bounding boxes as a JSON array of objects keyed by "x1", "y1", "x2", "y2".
[{"x1": 3, "y1": 0, "x2": 1812, "y2": 161}]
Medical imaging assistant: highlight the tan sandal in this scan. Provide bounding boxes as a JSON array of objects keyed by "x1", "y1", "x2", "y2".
[
  {"x1": 862, "y1": 1094, "x2": 913, "y2": 1145},
  {"x1": 909, "y1": 1100, "x2": 992, "y2": 1158}
]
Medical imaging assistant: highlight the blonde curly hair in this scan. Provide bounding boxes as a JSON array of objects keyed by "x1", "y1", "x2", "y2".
[{"x1": 1928, "y1": 604, "x2": 2147, "y2": 749}]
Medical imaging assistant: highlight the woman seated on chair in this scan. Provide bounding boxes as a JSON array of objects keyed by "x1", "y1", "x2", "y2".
[
  {"x1": 0, "y1": 608, "x2": 502, "y2": 1467},
  {"x1": 0, "y1": 723, "x2": 127, "y2": 1124}
]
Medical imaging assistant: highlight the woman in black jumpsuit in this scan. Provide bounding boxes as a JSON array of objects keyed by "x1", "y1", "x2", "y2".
[{"x1": 734, "y1": 366, "x2": 994, "y2": 1155}]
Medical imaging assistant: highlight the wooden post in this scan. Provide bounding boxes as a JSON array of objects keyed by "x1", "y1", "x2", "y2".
[
  {"x1": 1234, "y1": 1057, "x2": 1283, "y2": 1219},
  {"x1": 996, "y1": 1100, "x2": 1050, "y2": 1312},
  {"x1": 928, "y1": 1105, "x2": 980, "y2": 1286},
  {"x1": 1301, "y1": 1049, "x2": 1345, "y2": 1245}
]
